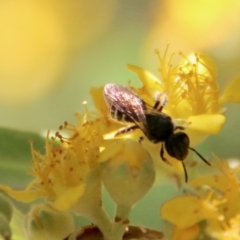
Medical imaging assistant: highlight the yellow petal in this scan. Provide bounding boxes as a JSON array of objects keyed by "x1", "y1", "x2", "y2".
[
  {"x1": 196, "y1": 53, "x2": 218, "y2": 79},
  {"x1": 99, "y1": 140, "x2": 123, "y2": 163},
  {"x1": 90, "y1": 86, "x2": 107, "y2": 113},
  {"x1": 219, "y1": 77, "x2": 240, "y2": 104},
  {"x1": 172, "y1": 225, "x2": 199, "y2": 240},
  {"x1": 0, "y1": 185, "x2": 46, "y2": 202},
  {"x1": 188, "y1": 114, "x2": 225, "y2": 134},
  {"x1": 53, "y1": 184, "x2": 85, "y2": 211},
  {"x1": 127, "y1": 64, "x2": 163, "y2": 91},
  {"x1": 161, "y1": 195, "x2": 219, "y2": 229},
  {"x1": 189, "y1": 175, "x2": 228, "y2": 192}
]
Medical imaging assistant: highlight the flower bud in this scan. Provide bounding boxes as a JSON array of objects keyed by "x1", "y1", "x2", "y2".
[
  {"x1": 25, "y1": 203, "x2": 75, "y2": 240},
  {"x1": 100, "y1": 139, "x2": 155, "y2": 207}
]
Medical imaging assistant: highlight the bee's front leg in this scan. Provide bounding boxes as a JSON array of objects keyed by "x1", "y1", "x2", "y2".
[
  {"x1": 160, "y1": 144, "x2": 171, "y2": 165},
  {"x1": 154, "y1": 92, "x2": 168, "y2": 112}
]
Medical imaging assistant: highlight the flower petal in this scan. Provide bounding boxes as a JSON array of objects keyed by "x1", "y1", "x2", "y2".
[
  {"x1": 189, "y1": 175, "x2": 228, "y2": 192},
  {"x1": 161, "y1": 195, "x2": 220, "y2": 229},
  {"x1": 127, "y1": 64, "x2": 163, "y2": 91},
  {"x1": 99, "y1": 140, "x2": 123, "y2": 163},
  {"x1": 219, "y1": 77, "x2": 240, "y2": 104},
  {"x1": 161, "y1": 196, "x2": 200, "y2": 229},
  {"x1": 188, "y1": 114, "x2": 225, "y2": 134},
  {"x1": 0, "y1": 185, "x2": 46, "y2": 202},
  {"x1": 53, "y1": 184, "x2": 85, "y2": 211},
  {"x1": 90, "y1": 86, "x2": 107, "y2": 113},
  {"x1": 172, "y1": 225, "x2": 199, "y2": 240}
]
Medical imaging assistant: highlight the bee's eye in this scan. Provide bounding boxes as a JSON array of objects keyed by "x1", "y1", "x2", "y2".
[{"x1": 165, "y1": 132, "x2": 189, "y2": 161}]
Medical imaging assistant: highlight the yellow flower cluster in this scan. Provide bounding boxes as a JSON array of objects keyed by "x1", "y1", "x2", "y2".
[
  {"x1": 0, "y1": 47, "x2": 240, "y2": 239},
  {"x1": 161, "y1": 156, "x2": 240, "y2": 240},
  {"x1": 0, "y1": 108, "x2": 104, "y2": 212}
]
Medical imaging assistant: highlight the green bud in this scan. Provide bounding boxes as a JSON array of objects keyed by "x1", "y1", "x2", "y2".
[
  {"x1": 100, "y1": 139, "x2": 155, "y2": 207},
  {"x1": 25, "y1": 203, "x2": 75, "y2": 240}
]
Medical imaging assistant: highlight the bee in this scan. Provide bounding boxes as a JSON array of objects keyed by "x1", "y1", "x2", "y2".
[{"x1": 103, "y1": 83, "x2": 211, "y2": 182}]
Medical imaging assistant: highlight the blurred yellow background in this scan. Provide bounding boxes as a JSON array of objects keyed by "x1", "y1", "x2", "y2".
[{"x1": 0, "y1": 0, "x2": 239, "y2": 156}]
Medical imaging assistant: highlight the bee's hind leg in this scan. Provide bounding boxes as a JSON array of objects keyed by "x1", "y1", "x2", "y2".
[
  {"x1": 114, "y1": 125, "x2": 139, "y2": 137},
  {"x1": 174, "y1": 125, "x2": 186, "y2": 131}
]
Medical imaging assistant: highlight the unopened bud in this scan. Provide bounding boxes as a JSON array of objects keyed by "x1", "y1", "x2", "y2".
[
  {"x1": 25, "y1": 203, "x2": 75, "y2": 240},
  {"x1": 100, "y1": 139, "x2": 155, "y2": 207}
]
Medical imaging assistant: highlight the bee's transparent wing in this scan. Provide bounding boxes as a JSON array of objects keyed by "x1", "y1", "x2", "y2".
[{"x1": 104, "y1": 83, "x2": 147, "y2": 125}]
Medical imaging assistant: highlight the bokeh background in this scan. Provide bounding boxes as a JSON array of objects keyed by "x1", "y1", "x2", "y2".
[{"x1": 1, "y1": 0, "x2": 240, "y2": 233}]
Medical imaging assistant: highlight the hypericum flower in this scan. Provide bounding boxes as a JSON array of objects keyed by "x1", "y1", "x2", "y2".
[
  {"x1": 90, "y1": 47, "x2": 240, "y2": 182},
  {"x1": 161, "y1": 156, "x2": 240, "y2": 240},
  {"x1": 160, "y1": 189, "x2": 225, "y2": 240},
  {"x1": 127, "y1": 45, "x2": 240, "y2": 146},
  {"x1": 0, "y1": 103, "x2": 104, "y2": 215}
]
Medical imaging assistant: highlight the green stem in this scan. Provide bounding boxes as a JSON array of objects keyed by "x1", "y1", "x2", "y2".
[
  {"x1": 111, "y1": 204, "x2": 132, "y2": 240},
  {"x1": 89, "y1": 206, "x2": 114, "y2": 240}
]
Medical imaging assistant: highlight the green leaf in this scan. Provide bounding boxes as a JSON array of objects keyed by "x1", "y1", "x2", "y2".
[{"x1": 0, "y1": 127, "x2": 45, "y2": 187}]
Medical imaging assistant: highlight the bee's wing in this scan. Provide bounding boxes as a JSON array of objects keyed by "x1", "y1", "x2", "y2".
[{"x1": 104, "y1": 83, "x2": 147, "y2": 124}]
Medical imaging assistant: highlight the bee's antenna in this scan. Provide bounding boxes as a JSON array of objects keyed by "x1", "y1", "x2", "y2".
[
  {"x1": 188, "y1": 147, "x2": 211, "y2": 166},
  {"x1": 182, "y1": 161, "x2": 188, "y2": 182}
]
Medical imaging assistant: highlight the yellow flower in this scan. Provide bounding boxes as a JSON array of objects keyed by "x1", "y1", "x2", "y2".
[
  {"x1": 90, "y1": 47, "x2": 240, "y2": 181},
  {"x1": 161, "y1": 190, "x2": 224, "y2": 229},
  {"x1": 206, "y1": 214, "x2": 240, "y2": 240},
  {"x1": 0, "y1": 103, "x2": 104, "y2": 214},
  {"x1": 161, "y1": 156, "x2": 240, "y2": 239},
  {"x1": 128, "y1": 46, "x2": 240, "y2": 146},
  {"x1": 189, "y1": 156, "x2": 240, "y2": 239}
]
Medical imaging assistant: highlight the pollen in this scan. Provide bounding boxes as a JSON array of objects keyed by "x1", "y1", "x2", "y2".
[{"x1": 28, "y1": 104, "x2": 104, "y2": 201}]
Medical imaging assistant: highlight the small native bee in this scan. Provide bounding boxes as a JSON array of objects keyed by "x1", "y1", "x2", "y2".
[{"x1": 103, "y1": 83, "x2": 211, "y2": 182}]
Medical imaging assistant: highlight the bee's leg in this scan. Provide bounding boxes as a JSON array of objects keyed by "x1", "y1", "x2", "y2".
[
  {"x1": 153, "y1": 93, "x2": 161, "y2": 109},
  {"x1": 115, "y1": 125, "x2": 139, "y2": 137},
  {"x1": 154, "y1": 93, "x2": 168, "y2": 112},
  {"x1": 173, "y1": 120, "x2": 191, "y2": 132},
  {"x1": 182, "y1": 161, "x2": 188, "y2": 183},
  {"x1": 174, "y1": 126, "x2": 186, "y2": 131},
  {"x1": 160, "y1": 144, "x2": 171, "y2": 165}
]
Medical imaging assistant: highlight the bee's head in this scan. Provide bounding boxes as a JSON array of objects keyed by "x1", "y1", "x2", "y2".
[
  {"x1": 165, "y1": 131, "x2": 210, "y2": 182},
  {"x1": 165, "y1": 132, "x2": 189, "y2": 161}
]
